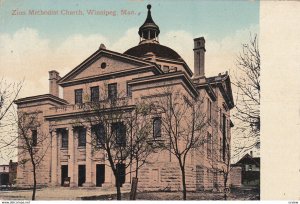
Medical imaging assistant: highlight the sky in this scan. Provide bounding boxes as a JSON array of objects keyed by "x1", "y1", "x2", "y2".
[{"x1": 0, "y1": 0, "x2": 259, "y2": 164}]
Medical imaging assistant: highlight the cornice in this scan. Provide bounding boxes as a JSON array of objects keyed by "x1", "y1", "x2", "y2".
[
  {"x1": 58, "y1": 65, "x2": 161, "y2": 87},
  {"x1": 58, "y1": 48, "x2": 162, "y2": 84},
  {"x1": 14, "y1": 94, "x2": 68, "y2": 106},
  {"x1": 129, "y1": 71, "x2": 199, "y2": 97}
]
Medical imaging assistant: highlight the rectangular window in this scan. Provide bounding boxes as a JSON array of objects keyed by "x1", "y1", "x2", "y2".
[
  {"x1": 207, "y1": 133, "x2": 212, "y2": 158},
  {"x1": 92, "y1": 124, "x2": 106, "y2": 145},
  {"x1": 227, "y1": 119, "x2": 230, "y2": 139},
  {"x1": 75, "y1": 89, "x2": 83, "y2": 104},
  {"x1": 108, "y1": 83, "x2": 117, "y2": 100},
  {"x1": 112, "y1": 122, "x2": 126, "y2": 147},
  {"x1": 153, "y1": 117, "x2": 162, "y2": 138},
  {"x1": 127, "y1": 83, "x2": 132, "y2": 97},
  {"x1": 207, "y1": 99, "x2": 212, "y2": 123},
  {"x1": 78, "y1": 127, "x2": 86, "y2": 147},
  {"x1": 219, "y1": 138, "x2": 222, "y2": 161},
  {"x1": 219, "y1": 108, "x2": 222, "y2": 130},
  {"x1": 32, "y1": 129, "x2": 37, "y2": 147},
  {"x1": 61, "y1": 129, "x2": 68, "y2": 148},
  {"x1": 170, "y1": 66, "x2": 177, "y2": 72},
  {"x1": 163, "y1": 65, "x2": 169, "y2": 73},
  {"x1": 90, "y1": 86, "x2": 99, "y2": 102},
  {"x1": 222, "y1": 114, "x2": 226, "y2": 161}
]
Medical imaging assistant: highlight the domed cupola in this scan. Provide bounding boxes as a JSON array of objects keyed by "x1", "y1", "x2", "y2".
[
  {"x1": 124, "y1": 4, "x2": 186, "y2": 63},
  {"x1": 138, "y1": 4, "x2": 160, "y2": 44}
]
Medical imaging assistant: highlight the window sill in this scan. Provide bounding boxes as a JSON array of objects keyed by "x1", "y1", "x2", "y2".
[
  {"x1": 147, "y1": 138, "x2": 165, "y2": 145},
  {"x1": 60, "y1": 147, "x2": 68, "y2": 150}
]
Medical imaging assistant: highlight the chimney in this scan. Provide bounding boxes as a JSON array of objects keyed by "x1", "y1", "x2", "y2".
[
  {"x1": 193, "y1": 37, "x2": 206, "y2": 77},
  {"x1": 250, "y1": 151, "x2": 253, "y2": 157},
  {"x1": 49, "y1": 70, "x2": 61, "y2": 97}
]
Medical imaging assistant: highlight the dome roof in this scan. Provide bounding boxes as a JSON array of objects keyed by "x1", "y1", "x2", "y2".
[{"x1": 124, "y1": 43, "x2": 184, "y2": 62}]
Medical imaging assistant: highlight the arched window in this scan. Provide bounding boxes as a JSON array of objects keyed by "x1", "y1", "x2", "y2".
[{"x1": 153, "y1": 117, "x2": 161, "y2": 138}]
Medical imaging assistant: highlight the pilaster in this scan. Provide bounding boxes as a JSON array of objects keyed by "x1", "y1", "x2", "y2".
[
  {"x1": 51, "y1": 130, "x2": 58, "y2": 186},
  {"x1": 102, "y1": 154, "x2": 114, "y2": 187},
  {"x1": 68, "y1": 126, "x2": 76, "y2": 187},
  {"x1": 83, "y1": 126, "x2": 94, "y2": 187}
]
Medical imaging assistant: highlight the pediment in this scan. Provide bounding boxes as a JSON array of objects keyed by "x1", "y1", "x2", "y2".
[{"x1": 58, "y1": 49, "x2": 157, "y2": 84}]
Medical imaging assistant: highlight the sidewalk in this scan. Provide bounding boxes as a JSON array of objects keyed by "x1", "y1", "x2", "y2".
[{"x1": 0, "y1": 186, "x2": 130, "y2": 200}]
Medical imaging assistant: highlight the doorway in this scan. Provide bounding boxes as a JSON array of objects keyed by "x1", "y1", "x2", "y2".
[
  {"x1": 0, "y1": 173, "x2": 9, "y2": 185},
  {"x1": 116, "y1": 163, "x2": 125, "y2": 187},
  {"x1": 61, "y1": 165, "x2": 68, "y2": 186},
  {"x1": 78, "y1": 165, "x2": 86, "y2": 187},
  {"x1": 96, "y1": 164, "x2": 105, "y2": 187}
]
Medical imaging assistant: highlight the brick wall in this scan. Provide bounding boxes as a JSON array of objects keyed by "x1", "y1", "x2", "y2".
[
  {"x1": 138, "y1": 162, "x2": 196, "y2": 192},
  {"x1": 230, "y1": 166, "x2": 242, "y2": 187}
]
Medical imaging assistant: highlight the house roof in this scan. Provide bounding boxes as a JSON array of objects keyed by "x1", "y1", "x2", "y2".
[{"x1": 235, "y1": 153, "x2": 260, "y2": 167}]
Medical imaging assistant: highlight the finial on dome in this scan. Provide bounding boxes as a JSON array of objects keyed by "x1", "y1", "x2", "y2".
[{"x1": 138, "y1": 4, "x2": 160, "y2": 44}]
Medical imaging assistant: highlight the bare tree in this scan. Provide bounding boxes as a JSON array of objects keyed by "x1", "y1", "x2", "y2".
[
  {"x1": 124, "y1": 101, "x2": 157, "y2": 200},
  {"x1": 0, "y1": 79, "x2": 23, "y2": 159},
  {"x1": 146, "y1": 87, "x2": 206, "y2": 200},
  {"x1": 16, "y1": 110, "x2": 51, "y2": 200},
  {"x1": 233, "y1": 34, "x2": 260, "y2": 155},
  {"x1": 213, "y1": 130, "x2": 232, "y2": 200},
  {"x1": 127, "y1": 103, "x2": 155, "y2": 169},
  {"x1": 0, "y1": 79, "x2": 23, "y2": 122},
  {"x1": 75, "y1": 87, "x2": 155, "y2": 200}
]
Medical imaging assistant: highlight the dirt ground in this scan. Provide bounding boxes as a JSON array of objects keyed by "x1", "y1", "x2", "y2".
[
  {"x1": 0, "y1": 186, "x2": 130, "y2": 200},
  {"x1": 82, "y1": 188, "x2": 260, "y2": 200},
  {"x1": 0, "y1": 186, "x2": 259, "y2": 200}
]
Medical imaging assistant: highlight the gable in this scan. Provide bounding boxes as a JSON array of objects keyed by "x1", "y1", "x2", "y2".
[
  {"x1": 236, "y1": 154, "x2": 260, "y2": 167},
  {"x1": 58, "y1": 49, "x2": 160, "y2": 85},
  {"x1": 74, "y1": 55, "x2": 140, "y2": 80}
]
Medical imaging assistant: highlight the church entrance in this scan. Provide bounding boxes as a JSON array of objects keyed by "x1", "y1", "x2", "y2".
[
  {"x1": 116, "y1": 163, "x2": 125, "y2": 187},
  {"x1": 61, "y1": 165, "x2": 68, "y2": 186},
  {"x1": 78, "y1": 165, "x2": 86, "y2": 187},
  {"x1": 96, "y1": 164, "x2": 105, "y2": 187}
]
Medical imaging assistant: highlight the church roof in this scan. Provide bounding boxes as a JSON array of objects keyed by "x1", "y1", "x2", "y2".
[{"x1": 124, "y1": 43, "x2": 184, "y2": 62}]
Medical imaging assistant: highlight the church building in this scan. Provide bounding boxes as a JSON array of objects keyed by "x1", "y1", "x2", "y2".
[{"x1": 15, "y1": 5, "x2": 234, "y2": 191}]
